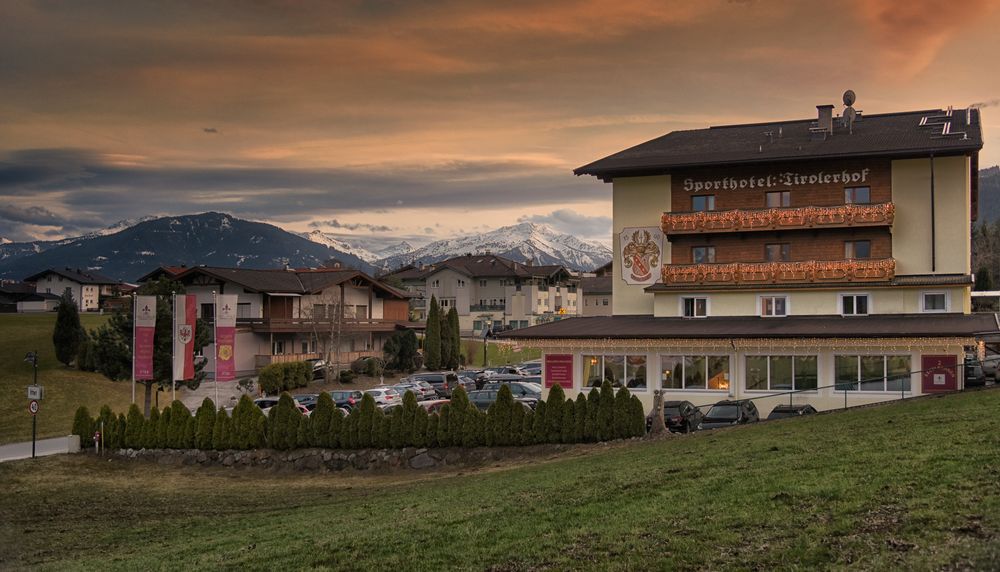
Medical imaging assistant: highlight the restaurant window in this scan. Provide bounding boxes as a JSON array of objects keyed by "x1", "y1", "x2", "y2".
[
  {"x1": 692, "y1": 246, "x2": 716, "y2": 264},
  {"x1": 681, "y1": 296, "x2": 708, "y2": 318},
  {"x1": 840, "y1": 293, "x2": 869, "y2": 316},
  {"x1": 835, "y1": 355, "x2": 911, "y2": 392},
  {"x1": 844, "y1": 240, "x2": 871, "y2": 259},
  {"x1": 844, "y1": 186, "x2": 871, "y2": 204},
  {"x1": 691, "y1": 195, "x2": 716, "y2": 212},
  {"x1": 745, "y1": 355, "x2": 817, "y2": 391},
  {"x1": 582, "y1": 355, "x2": 647, "y2": 390},
  {"x1": 759, "y1": 295, "x2": 788, "y2": 317},
  {"x1": 660, "y1": 355, "x2": 730, "y2": 391},
  {"x1": 922, "y1": 292, "x2": 948, "y2": 312},
  {"x1": 766, "y1": 191, "x2": 791, "y2": 208},
  {"x1": 765, "y1": 243, "x2": 791, "y2": 262}
]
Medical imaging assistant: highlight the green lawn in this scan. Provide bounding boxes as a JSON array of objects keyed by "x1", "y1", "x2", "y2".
[
  {"x1": 1, "y1": 389, "x2": 998, "y2": 570},
  {"x1": 0, "y1": 313, "x2": 133, "y2": 445},
  {"x1": 464, "y1": 339, "x2": 541, "y2": 367}
]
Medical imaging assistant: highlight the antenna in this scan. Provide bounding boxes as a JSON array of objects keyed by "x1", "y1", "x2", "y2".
[{"x1": 842, "y1": 89, "x2": 857, "y2": 134}]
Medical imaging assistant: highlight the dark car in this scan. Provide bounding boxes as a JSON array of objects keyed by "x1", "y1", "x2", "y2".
[
  {"x1": 698, "y1": 400, "x2": 759, "y2": 430},
  {"x1": 646, "y1": 400, "x2": 703, "y2": 433},
  {"x1": 467, "y1": 390, "x2": 537, "y2": 411},
  {"x1": 406, "y1": 372, "x2": 467, "y2": 398},
  {"x1": 766, "y1": 404, "x2": 818, "y2": 420},
  {"x1": 481, "y1": 381, "x2": 541, "y2": 400},
  {"x1": 327, "y1": 389, "x2": 365, "y2": 411},
  {"x1": 965, "y1": 361, "x2": 987, "y2": 387}
]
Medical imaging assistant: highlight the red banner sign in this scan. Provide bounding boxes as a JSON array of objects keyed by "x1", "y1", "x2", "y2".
[
  {"x1": 544, "y1": 354, "x2": 574, "y2": 389},
  {"x1": 173, "y1": 294, "x2": 196, "y2": 381},
  {"x1": 215, "y1": 295, "x2": 238, "y2": 381},
  {"x1": 134, "y1": 296, "x2": 157, "y2": 380}
]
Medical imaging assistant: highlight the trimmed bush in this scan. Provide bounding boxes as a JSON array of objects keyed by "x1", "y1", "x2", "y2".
[
  {"x1": 329, "y1": 408, "x2": 345, "y2": 448},
  {"x1": 168, "y1": 400, "x2": 191, "y2": 448},
  {"x1": 598, "y1": 381, "x2": 615, "y2": 441},
  {"x1": 448, "y1": 387, "x2": 470, "y2": 446},
  {"x1": 355, "y1": 394, "x2": 376, "y2": 448},
  {"x1": 115, "y1": 413, "x2": 127, "y2": 450},
  {"x1": 258, "y1": 363, "x2": 285, "y2": 395},
  {"x1": 296, "y1": 415, "x2": 311, "y2": 448},
  {"x1": 141, "y1": 407, "x2": 159, "y2": 449},
  {"x1": 194, "y1": 398, "x2": 216, "y2": 450},
  {"x1": 232, "y1": 394, "x2": 266, "y2": 449},
  {"x1": 532, "y1": 400, "x2": 547, "y2": 444},
  {"x1": 371, "y1": 409, "x2": 388, "y2": 448},
  {"x1": 574, "y1": 394, "x2": 587, "y2": 443},
  {"x1": 510, "y1": 401, "x2": 525, "y2": 446},
  {"x1": 546, "y1": 385, "x2": 566, "y2": 443},
  {"x1": 311, "y1": 393, "x2": 335, "y2": 448},
  {"x1": 124, "y1": 404, "x2": 144, "y2": 448},
  {"x1": 401, "y1": 391, "x2": 419, "y2": 446},
  {"x1": 561, "y1": 399, "x2": 576, "y2": 444},
  {"x1": 156, "y1": 407, "x2": 172, "y2": 449},
  {"x1": 521, "y1": 409, "x2": 534, "y2": 444},
  {"x1": 342, "y1": 411, "x2": 358, "y2": 449},
  {"x1": 412, "y1": 407, "x2": 429, "y2": 448},
  {"x1": 585, "y1": 388, "x2": 601, "y2": 442},
  {"x1": 630, "y1": 395, "x2": 646, "y2": 438},
  {"x1": 97, "y1": 405, "x2": 115, "y2": 448},
  {"x1": 426, "y1": 412, "x2": 439, "y2": 448},
  {"x1": 213, "y1": 408, "x2": 234, "y2": 450},
  {"x1": 613, "y1": 386, "x2": 632, "y2": 440},
  {"x1": 488, "y1": 385, "x2": 515, "y2": 446},
  {"x1": 267, "y1": 393, "x2": 301, "y2": 450},
  {"x1": 437, "y1": 405, "x2": 451, "y2": 447},
  {"x1": 389, "y1": 407, "x2": 404, "y2": 448},
  {"x1": 350, "y1": 358, "x2": 367, "y2": 374}
]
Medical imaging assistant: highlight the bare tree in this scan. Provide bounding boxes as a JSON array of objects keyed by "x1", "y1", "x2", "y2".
[{"x1": 302, "y1": 287, "x2": 345, "y2": 382}]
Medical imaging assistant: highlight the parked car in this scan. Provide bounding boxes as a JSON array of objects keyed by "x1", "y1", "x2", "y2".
[
  {"x1": 965, "y1": 361, "x2": 987, "y2": 387},
  {"x1": 697, "y1": 400, "x2": 759, "y2": 430},
  {"x1": 365, "y1": 387, "x2": 401, "y2": 406},
  {"x1": 327, "y1": 389, "x2": 365, "y2": 411},
  {"x1": 420, "y1": 399, "x2": 450, "y2": 414},
  {"x1": 521, "y1": 375, "x2": 542, "y2": 385},
  {"x1": 305, "y1": 358, "x2": 327, "y2": 379},
  {"x1": 254, "y1": 397, "x2": 310, "y2": 416},
  {"x1": 379, "y1": 402, "x2": 403, "y2": 415},
  {"x1": 392, "y1": 382, "x2": 434, "y2": 401},
  {"x1": 293, "y1": 394, "x2": 318, "y2": 408},
  {"x1": 766, "y1": 404, "x2": 818, "y2": 420},
  {"x1": 406, "y1": 372, "x2": 467, "y2": 398},
  {"x1": 646, "y1": 400, "x2": 703, "y2": 433},
  {"x1": 980, "y1": 354, "x2": 1000, "y2": 379},
  {"x1": 483, "y1": 366, "x2": 523, "y2": 377},
  {"x1": 467, "y1": 390, "x2": 536, "y2": 411},
  {"x1": 481, "y1": 381, "x2": 542, "y2": 399},
  {"x1": 518, "y1": 362, "x2": 542, "y2": 376}
]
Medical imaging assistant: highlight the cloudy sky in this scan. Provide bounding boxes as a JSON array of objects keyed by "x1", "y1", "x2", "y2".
[{"x1": 2, "y1": 0, "x2": 999, "y2": 246}]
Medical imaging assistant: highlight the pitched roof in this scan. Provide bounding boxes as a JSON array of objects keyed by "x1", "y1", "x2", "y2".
[
  {"x1": 425, "y1": 254, "x2": 571, "y2": 280},
  {"x1": 580, "y1": 275, "x2": 613, "y2": 295},
  {"x1": 170, "y1": 266, "x2": 408, "y2": 299},
  {"x1": 576, "y1": 107, "x2": 984, "y2": 181},
  {"x1": 499, "y1": 313, "x2": 997, "y2": 340},
  {"x1": 23, "y1": 267, "x2": 120, "y2": 285}
]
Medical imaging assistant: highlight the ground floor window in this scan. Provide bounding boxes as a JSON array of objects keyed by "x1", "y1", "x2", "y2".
[
  {"x1": 745, "y1": 355, "x2": 817, "y2": 391},
  {"x1": 583, "y1": 355, "x2": 647, "y2": 389},
  {"x1": 660, "y1": 355, "x2": 730, "y2": 390},
  {"x1": 835, "y1": 355, "x2": 911, "y2": 391}
]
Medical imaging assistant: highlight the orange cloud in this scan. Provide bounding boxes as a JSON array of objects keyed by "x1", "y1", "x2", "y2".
[{"x1": 854, "y1": 0, "x2": 1000, "y2": 79}]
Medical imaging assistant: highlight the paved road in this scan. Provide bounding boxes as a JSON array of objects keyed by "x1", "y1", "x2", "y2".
[{"x1": 0, "y1": 435, "x2": 80, "y2": 463}]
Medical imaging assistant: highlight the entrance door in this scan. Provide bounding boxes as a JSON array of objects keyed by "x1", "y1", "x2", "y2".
[{"x1": 921, "y1": 355, "x2": 958, "y2": 393}]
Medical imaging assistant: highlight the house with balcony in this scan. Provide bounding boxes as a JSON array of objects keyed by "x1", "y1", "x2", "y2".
[
  {"x1": 23, "y1": 267, "x2": 124, "y2": 312},
  {"x1": 503, "y1": 96, "x2": 996, "y2": 416},
  {"x1": 141, "y1": 265, "x2": 417, "y2": 376}
]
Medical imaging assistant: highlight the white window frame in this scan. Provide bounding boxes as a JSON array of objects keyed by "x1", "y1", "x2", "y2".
[
  {"x1": 758, "y1": 294, "x2": 789, "y2": 317},
  {"x1": 743, "y1": 354, "x2": 819, "y2": 393},
  {"x1": 679, "y1": 296, "x2": 709, "y2": 318},
  {"x1": 658, "y1": 354, "x2": 731, "y2": 392},
  {"x1": 921, "y1": 291, "x2": 949, "y2": 313},
  {"x1": 839, "y1": 292, "x2": 871, "y2": 316},
  {"x1": 581, "y1": 354, "x2": 649, "y2": 392},
  {"x1": 834, "y1": 354, "x2": 913, "y2": 393}
]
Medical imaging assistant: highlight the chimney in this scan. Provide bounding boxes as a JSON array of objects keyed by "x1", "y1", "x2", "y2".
[{"x1": 817, "y1": 105, "x2": 834, "y2": 134}]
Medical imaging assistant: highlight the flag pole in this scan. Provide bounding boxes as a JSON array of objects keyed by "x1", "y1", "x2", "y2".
[
  {"x1": 171, "y1": 291, "x2": 176, "y2": 403},
  {"x1": 131, "y1": 292, "x2": 136, "y2": 405},
  {"x1": 214, "y1": 290, "x2": 219, "y2": 406}
]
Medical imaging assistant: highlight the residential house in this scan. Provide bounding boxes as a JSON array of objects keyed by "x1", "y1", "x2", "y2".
[
  {"x1": 580, "y1": 275, "x2": 613, "y2": 316},
  {"x1": 23, "y1": 267, "x2": 123, "y2": 312}
]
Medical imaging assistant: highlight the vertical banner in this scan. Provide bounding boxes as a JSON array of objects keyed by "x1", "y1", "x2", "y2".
[
  {"x1": 173, "y1": 294, "x2": 196, "y2": 381},
  {"x1": 215, "y1": 294, "x2": 238, "y2": 381},
  {"x1": 134, "y1": 296, "x2": 157, "y2": 380},
  {"x1": 544, "y1": 354, "x2": 574, "y2": 389}
]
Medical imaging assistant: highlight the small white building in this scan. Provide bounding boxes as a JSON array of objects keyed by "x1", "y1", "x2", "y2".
[{"x1": 24, "y1": 267, "x2": 121, "y2": 312}]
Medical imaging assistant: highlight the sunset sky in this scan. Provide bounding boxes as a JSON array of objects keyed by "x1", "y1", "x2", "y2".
[{"x1": 2, "y1": 0, "x2": 999, "y2": 247}]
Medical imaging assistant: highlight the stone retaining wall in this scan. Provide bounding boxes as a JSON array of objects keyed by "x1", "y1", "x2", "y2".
[{"x1": 115, "y1": 443, "x2": 588, "y2": 472}]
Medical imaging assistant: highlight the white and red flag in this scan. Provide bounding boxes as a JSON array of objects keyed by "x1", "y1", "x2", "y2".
[
  {"x1": 173, "y1": 294, "x2": 196, "y2": 381},
  {"x1": 133, "y1": 295, "x2": 157, "y2": 380},
  {"x1": 215, "y1": 295, "x2": 238, "y2": 381}
]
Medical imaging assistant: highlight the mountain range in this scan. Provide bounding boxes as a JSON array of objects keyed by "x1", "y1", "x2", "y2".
[{"x1": 0, "y1": 213, "x2": 612, "y2": 282}]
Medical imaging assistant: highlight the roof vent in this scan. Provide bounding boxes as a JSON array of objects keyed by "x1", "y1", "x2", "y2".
[{"x1": 810, "y1": 104, "x2": 834, "y2": 140}]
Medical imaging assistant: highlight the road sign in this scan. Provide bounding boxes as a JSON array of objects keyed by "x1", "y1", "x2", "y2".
[
  {"x1": 28, "y1": 400, "x2": 39, "y2": 415},
  {"x1": 27, "y1": 385, "x2": 44, "y2": 400}
]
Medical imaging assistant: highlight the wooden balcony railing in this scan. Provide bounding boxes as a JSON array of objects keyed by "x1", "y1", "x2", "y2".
[
  {"x1": 662, "y1": 203, "x2": 894, "y2": 235},
  {"x1": 239, "y1": 317, "x2": 402, "y2": 333},
  {"x1": 254, "y1": 350, "x2": 381, "y2": 369},
  {"x1": 661, "y1": 258, "x2": 896, "y2": 286}
]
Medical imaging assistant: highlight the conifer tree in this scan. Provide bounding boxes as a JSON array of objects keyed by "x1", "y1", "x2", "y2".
[
  {"x1": 490, "y1": 385, "x2": 515, "y2": 446},
  {"x1": 194, "y1": 398, "x2": 216, "y2": 450},
  {"x1": 124, "y1": 404, "x2": 145, "y2": 448},
  {"x1": 412, "y1": 406, "x2": 429, "y2": 448},
  {"x1": 437, "y1": 405, "x2": 451, "y2": 447},
  {"x1": 400, "y1": 391, "x2": 419, "y2": 446},
  {"x1": 447, "y1": 307, "x2": 461, "y2": 367},
  {"x1": 586, "y1": 388, "x2": 601, "y2": 442},
  {"x1": 613, "y1": 386, "x2": 632, "y2": 439},
  {"x1": 532, "y1": 400, "x2": 547, "y2": 443},
  {"x1": 510, "y1": 400, "x2": 525, "y2": 446},
  {"x1": 142, "y1": 407, "x2": 160, "y2": 448},
  {"x1": 389, "y1": 407, "x2": 404, "y2": 448},
  {"x1": 168, "y1": 400, "x2": 191, "y2": 448},
  {"x1": 448, "y1": 387, "x2": 470, "y2": 445},
  {"x1": 343, "y1": 412, "x2": 358, "y2": 449},
  {"x1": 574, "y1": 394, "x2": 587, "y2": 442},
  {"x1": 424, "y1": 296, "x2": 442, "y2": 370},
  {"x1": 329, "y1": 408, "x2": 345, "y2": 448},
  {"x1": 267, "y1": 393, "x2": 300, "y2": 450},
  {"x1": 521, "y1": 409, "x2": 534, "y2": 445},
  {"x1": 598, "y1": 381, "x2": 615, "y2": 441},
  {"x1": 630, "y1": 395, "x2": 646, "y2": 438},
  {"x1": 296, "y1": 415, "x2": 311, "y2": 448},
  {"x1": 440, "y1": 310, "x2": 453, "y2": 370},
  {"x1": 355, "y1": 393, "x2": 377, "y2": 448},
  {"x1": 115, "y1": 413, "x2": 127, "y2": 450},
  {"x1": 311, "y1": 393, "x2": 335, "y2": 448},
  {"x1": 426, "y1": 412, "x2": 439, "y2": 448},
  {"x1": 53, "y1": 290, "x2": 84, "y2": 366},
  {"x1": 545, "y1": 385, "x2": 566, "y2": 442},
  {"x1": 156, "y1": 406, "x2": 172, "y2": 448},
  {"x1": 96, "y1": 405, "x2": 115, "y2": 449},
  {"x1": 561, "y1": 399, "x2": 576, "y2": 443},
  {"x1": 212, "y1": 408, "x2": 228, "y2": 450}
]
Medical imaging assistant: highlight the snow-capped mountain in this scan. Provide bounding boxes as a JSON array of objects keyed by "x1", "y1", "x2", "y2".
[
  {"x1": 378, "y1": 222, "x2": 611, "y2": 271},
  {"x1": 373, "y1": 241, "x2": 414, "y2": 261}
]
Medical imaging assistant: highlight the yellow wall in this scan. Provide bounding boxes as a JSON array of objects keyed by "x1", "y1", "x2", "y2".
[
  {"x1": 652, "y1": 286, "x2": 969, "y2": 317},
  {"x1": 612, "y1": 175, "x2": 670, "y2": 315},
  {"x1": 891, "y1": 156, "x2": 970, "y2": 276}
]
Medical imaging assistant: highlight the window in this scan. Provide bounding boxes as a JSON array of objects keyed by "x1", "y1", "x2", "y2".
[
  {"x1": 479, "y1": 279, "x2": 487, "y2": 287},
  {"x1": 745, "y1": 355, "x2": 817, "y2": 391},
  {"x1": 845, "y1": 186, "x2": 871, "y2": 204},
  {"x1": 272, "y1": 340, "x2": 285, "y2": 355},
  {"x1": 922, "y1": 292, "x2": 947, "y2": 312},
  {"x1": 691, "y1": 195, "x2": 716, "y2": 212},
  {"x1": 840, "y1": 293, "x2": 870, "y2": 316},
  {"x1": 201, "y1": 303, "x2": 214, "y2": 319},
  {"x1": 431, "y1": 280, "x2": 440, "y2": 288},
  {"x1": 766, "y1": 191, "x2": 791, "y2": 207},
  {"x1": 760, "y1": 295, "x2": 788, "y2": 317},
  {"x1": 237, "y1": 302, "x2": 252, "y2": 319},
  {"x1": 583, "y1": 355, "x2": 647, "y2": 389},
  {"x1": 844, "y1": 240, "x2": 871, "y2": 259},
  {"x1": 681, "y1": 296, "x2": 708, "y2": 318},
  {"x1": 765, "y1": 243, "x2": 791, "y2": 262},
  {"x1": 660, "y1": 355, "x2": 730, "y2": 390},
  {"x1": 692, "y1": 246, "x2": 716, "y2": 264},
  {"x1": 457, "y1": 279, "x2": 466, "y2": 288},
  {"x1": 835, "y1": 355, "x2": 911, "y2": 392},
  {"x1": 602, "y1": 298, "x2": 609, "y2": 306},
  {"x1": 301, "y1": 341, "x2": 309, "y2": 354}
]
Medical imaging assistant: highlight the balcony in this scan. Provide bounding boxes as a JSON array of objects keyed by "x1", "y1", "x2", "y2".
[
  {"x1": 254, "y1": 350, "x2": 380, "y2": 369},
  {"x1": 662, "y1": 203, "x2": 894, "y2": 236},
  {"x1": 661, "y1": 258, "x2": 895, "y2": 286},
  {"x1": 239, "y1": 317, "x2": 404, "y2": 334},
  {"x1": 470, "y1": 304, "x2": 506, "y2": 312}
]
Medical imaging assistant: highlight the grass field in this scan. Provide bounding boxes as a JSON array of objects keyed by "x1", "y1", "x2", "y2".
[
  {"x1": 0, "y1": 313, "x2": 132, "y2": 445},
  {"x1": 464, "y1": 339, "x2": 542, "y2": 367},
  {"x1": 1, "y1": 389, "x2": 998, "y2": 570}
]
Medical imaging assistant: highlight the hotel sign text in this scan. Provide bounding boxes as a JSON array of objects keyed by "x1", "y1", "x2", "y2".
[{"x1": 683, "y1": 168, "x2": 871, "y2": 193}]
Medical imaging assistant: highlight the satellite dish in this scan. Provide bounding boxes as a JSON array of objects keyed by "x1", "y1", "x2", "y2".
[{"x1": 843, "y1": 90, "x2": 856, "y2": 107}]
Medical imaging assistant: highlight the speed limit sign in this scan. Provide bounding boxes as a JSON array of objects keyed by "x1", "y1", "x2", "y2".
[{"x1": 28, "y1": 400, "x2": 39, "y2": 415}]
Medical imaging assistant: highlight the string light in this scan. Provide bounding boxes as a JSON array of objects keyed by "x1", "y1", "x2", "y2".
[
  {"x1": 662, "y1": 258, "x2": 895, "y2": 285},
  {"x1": 516, "y1": 336, "x2": 974, "y2": 351},
  {"x1": 662, "y1": 203, "x2": 894, "y2": 234}
]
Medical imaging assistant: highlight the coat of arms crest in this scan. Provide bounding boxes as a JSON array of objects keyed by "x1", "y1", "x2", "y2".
[{"x1": 619, "y1": 227, "x2": 663, "y2": 285}]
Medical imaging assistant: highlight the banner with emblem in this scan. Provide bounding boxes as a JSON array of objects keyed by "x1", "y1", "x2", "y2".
[
  {"x1": 172, "y1": 294, "x2": 196, "y2": 382},
  {"x1": 134, "y1": 295, "x2": 157, "y2": 380},
  {"x1": 215, "y1": 295, "x2": 238, "y2": 381},
  {"x1": 618, "y1": 227, "x2": 664, "y2": 285}
]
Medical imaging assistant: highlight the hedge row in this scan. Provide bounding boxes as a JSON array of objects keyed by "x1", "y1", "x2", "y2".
[
  {"x1": 258, "y1": 361, "x2": 311, "y2": 394},
  {"x1": 72, "y1": 381, "x2": 646, "y2": 452}
]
